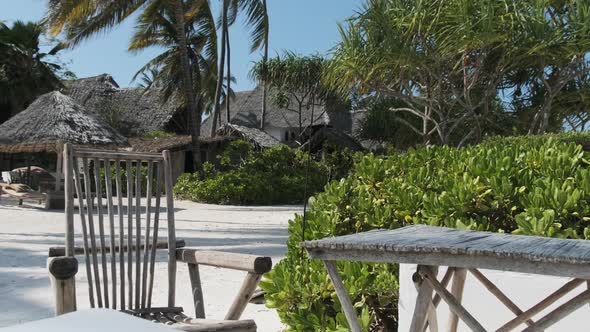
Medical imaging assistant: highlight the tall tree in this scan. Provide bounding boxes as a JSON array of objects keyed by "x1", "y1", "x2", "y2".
[
  {"x1": 209, "y1": 0, "x2": 269, "y2": 136},
  {"x1": 45, "y1": 0, "x2": 213, "y2": 170},
  {"x1": 0, "y1": 20, "x2": 67, "y2": 123},
  {"x1": 251, "y1": 53, "x2": 330, "y2": 137}
]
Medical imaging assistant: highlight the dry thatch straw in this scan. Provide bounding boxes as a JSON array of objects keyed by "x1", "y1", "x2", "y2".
[{"x1": 0, "y1": 91, "x2": 128, "y2": 154}]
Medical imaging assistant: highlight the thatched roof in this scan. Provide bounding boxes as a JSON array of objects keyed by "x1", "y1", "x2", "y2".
[
  {"x1": 63, "y1": 74, "x2": 182, "y2": 136},
  {"x1": 129, "y1": 135, "x2": 230, "y2": 153},
  {"x1": 200, "y1": 86, "x2": 353, "y2": 136},
  {"x1": 301, "y1": 127, "x2": 365, "y2": 152},
  {"x1": 0, "y1": 91, "x2": 128, "y2": 153},
  {"x1": 217, "y1": 124, "x2": 281, "y2": 148}
]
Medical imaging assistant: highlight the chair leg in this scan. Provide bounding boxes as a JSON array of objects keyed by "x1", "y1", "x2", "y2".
[
  {"x1": 411, "y1": 265, "x2": 438, "y2": 332},
  {"x1": 447, "y1": 268, "x2": 466, "y2": 332},
  {"x1": 188, "y1": 263, "x2": 205, "y2": 318},
  {"x1": 47, "y1": 256, "x2": 78, "y2": 315},
  {"x1": 225, "y1": 272, "x2": 262, "y2": 320}
]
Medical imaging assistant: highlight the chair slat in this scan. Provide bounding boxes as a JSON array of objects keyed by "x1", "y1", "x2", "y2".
[
  {"x1": 115, "y1": 161, "x2": 125, "y2": 310},
  {"x1": 147, "y1": 163, "x2": 162, "y2": 308},
  {"x1": 163, "y1": 151, "x2": 176, "y2": 307},
  {"x1": 72, "y1": 156, "x2": 95, "y2": 308},
  {"x1": 104, "y1": 160, "x2": 117, "y2": 309},
  {"x1": 135, "y1": 160, "x2": 142, "y2": 309},
  {"x1": 141, "y1": 161, "x2": 154, "y2": 308},
  {"x1": 82, "y1": 158, "x2": 103, "y2": 308},
  {"x1": 93, "y1": 158, "x2": 109, "y2": 308},
  {"x1": 126, "y1": 160, "x2": 134, "y2": 309}
]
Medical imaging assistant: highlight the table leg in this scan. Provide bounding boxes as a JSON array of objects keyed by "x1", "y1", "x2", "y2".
[
  {"x1": 411, "y1": 265, "x2": 438, "y2": 332},
  {"x1": 323, "y1": 260, "x2": 362, "y2": 332},
  {"x1": 447, "y1": 268, "x2": 466, "y2": 332}
]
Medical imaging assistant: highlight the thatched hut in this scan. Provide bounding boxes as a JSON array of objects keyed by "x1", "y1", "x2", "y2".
[
  {"x1": 63, "y1": 74, "x2": 185, "y2": 136},
  {"x1": 0, "y1": 91, "x2": 128, "y2": 191}
]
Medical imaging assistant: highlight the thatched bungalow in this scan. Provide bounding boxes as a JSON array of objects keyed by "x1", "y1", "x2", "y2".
[
  {"x1": 0, "y1": 91, "x2": 128, "y2": 192},
  {"x1": 217, "y1": 124, "x2": 281, "y2": 149},
  {"x1": 200, "y1": 86, "x2": 361, "y2": 150},
  {"x1": 63, "y1": 74, "x2": 185, "y2": 136}
]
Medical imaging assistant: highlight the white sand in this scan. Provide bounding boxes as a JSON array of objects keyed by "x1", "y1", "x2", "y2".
[{"x1": 0, "y1": 196, "x2": 300, "y2": 331}]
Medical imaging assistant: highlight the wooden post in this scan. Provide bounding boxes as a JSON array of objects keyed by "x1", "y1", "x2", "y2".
[
  {"x1": 55, "y1": 151, "x2": 62, "y2": 192},
  {"x1": 48, "y1": 256, "x2": 78, "y2": 315},
  {"x1": 225, "y1": 272, "x2": 262, "y2": 320},
  {"x1": 411, "y1": 265, "x2": 438, "y2": 332},
  {"x1": 447, "y1": 268, "x2": 466, "y2": 332},
  {"x1": 163, "y1": 150, "x2": 176, "y2": 307},
  {"x1": 188, "y1": 263, "x2": 206, "y2": 318},
  {"x1": 63, "y1": 144, "x2": 74, "y2": 257},
  {"x1": 324, "y1": 260, "x2": 362, "y2": 332},
  {"x1": 414, "y1": 271, "x2": 439, "y2": 332}
]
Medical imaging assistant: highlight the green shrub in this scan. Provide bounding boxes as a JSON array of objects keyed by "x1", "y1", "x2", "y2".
[
  {"x1": 262, "y1": 133, "x2": 590, "y2": 331},
  {"x1": 173, "y1": 140, "x2": 334, "y2": 205}
]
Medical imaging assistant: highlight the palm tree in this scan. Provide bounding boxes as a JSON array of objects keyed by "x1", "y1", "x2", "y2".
[
  {"x1": 45, "y1": 0, "x2": 207, "y2": 170},
  {"x1": 209, "y1": 0, "x2": 269, "y2": 136},
  {"x1": 0, "y1": 20, "x2": 65, "y2": 122}
]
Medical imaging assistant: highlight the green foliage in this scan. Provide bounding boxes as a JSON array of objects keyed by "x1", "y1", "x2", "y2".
[
  {"x1": 263, "y1": 133, "x2": 590, "y2": 331},
  {"x1": 174, "y1": 140, "x2": 335, "y2": 205},
  {"x1": 142, "y1": 130, "x2": 177, "y2": 139},
  {"x1": 99, "y1": 164, "x2": 157, "y2": 197}
]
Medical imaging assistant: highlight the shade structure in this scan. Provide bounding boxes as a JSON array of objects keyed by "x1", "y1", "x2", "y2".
[{"x1": 0, "y1": 91, "x2": 128, "y2": 153}]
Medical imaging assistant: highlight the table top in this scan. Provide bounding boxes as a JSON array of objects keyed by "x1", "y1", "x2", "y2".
[
  {"x1": 0, "y1": 309, "x2": 174, "y2": 332},
  {"x1": 302, "y1": 225, "x2": 590, "y2": 278}
]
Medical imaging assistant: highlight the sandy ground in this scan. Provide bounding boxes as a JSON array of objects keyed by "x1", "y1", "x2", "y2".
[{"x1": 0, "y1": 196, "x2": 300, "y2": 331}]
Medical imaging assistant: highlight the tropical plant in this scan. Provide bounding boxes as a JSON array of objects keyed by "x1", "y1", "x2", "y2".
[
  {"x1": 45, "y1": 0, "x2": 207, "y2": 169},
  {"x1": 250, "y1": 52, "x2": 333, "y2": 138},
  {"x1": 0, "y1": 20, "x2": 68, "y2": 122},
  {"x1": 173, "y1": 140, "x2": 330, "y2": 205},
  {"x1": 263, "y1": 133, "x2": 590, "y2": 331},
  {"x1": 326, "y1": 0, "x2": 590, "y2": 146}
]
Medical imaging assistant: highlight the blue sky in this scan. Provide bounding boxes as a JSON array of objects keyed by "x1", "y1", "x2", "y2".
[{"x1": 0, "y1": 0, "x2": 362, "y2": 90}]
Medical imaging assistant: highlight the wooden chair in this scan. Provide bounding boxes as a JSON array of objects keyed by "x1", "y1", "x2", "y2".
[{"x1": 47, "y1": 144, "x2": 271, "y2": 331}]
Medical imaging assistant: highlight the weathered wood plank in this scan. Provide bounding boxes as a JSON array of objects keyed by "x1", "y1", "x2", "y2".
[
  {"x1": 115, "y1": 160, "x2": 125, "y2": 309},
  {"x1": 163, "y1": 150, "x2": 176, "y2": 307},
  {"x1": 134, "y1": 160, "x2": 142, "y2": 309},
  {"x1": 82, "y1": 157, "x2": 103, "y2": 308},
  {"x1": 93, "y1": 158, "x2": 109, "y2": 308},
  {"x1": 71, "y1": 156, "x2": 95, "y2": 308},
  {"x1": 63, "y1": 145, "x2": 74, "y2": 257},
  {"x1": 103, "y1": 160, "x2": 117, "y2": 309},
  {"x1": 147, "y1": 164, "x2": 163, "y2": 308},
  {"x1": 74, "y1": 149, "x2": 163, "y2": 162},
  {"x1": 126, "y1": 160, "x2": 133, "y2": 309},
  {"x1": 176, "y1": 250, "x2": 272, "y2": 274},
  {"x1": 48, "y1": 240, "x2": 186, "y2": 257},
  {"x1": 141, "y1": 161, "x2": 153, "y2": 309},
  {"x1": 48, "y1": 257, "x2": 77, "y2": 315},
  {"x1": 303, "y1": 225, "x2": 590, "y2": 278}
]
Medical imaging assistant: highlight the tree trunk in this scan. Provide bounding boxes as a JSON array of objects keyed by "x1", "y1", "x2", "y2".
[
  {"x1": 171, "y1": 0, "x2": 202, "y2": 170},
  {"x1": 210, "y1": 0, "x2": 228, "y2": 137},
  {"x1": 225, "y1": 25, "x2": 231, "y2": 123},
  {"x1": 260, "y1": 0, "x2": 269, "y2": 130}
]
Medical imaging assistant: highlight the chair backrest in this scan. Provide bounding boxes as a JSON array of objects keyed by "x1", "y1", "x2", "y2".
[{"x1": 62, "y1": 144, "x2": 177, "y2": 311}]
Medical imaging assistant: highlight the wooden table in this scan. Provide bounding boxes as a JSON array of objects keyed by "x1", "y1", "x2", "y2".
[
  {"x1": 302, "y1": 225, "x2": 590, "y2": 332},
  {"x1": 0, "y1": 309, "x2": 175, "y2": 332}
]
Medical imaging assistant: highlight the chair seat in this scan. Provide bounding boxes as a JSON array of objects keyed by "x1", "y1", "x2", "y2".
[{"x1": 126, "y1": 307, "x2": 257, "y2": 332}]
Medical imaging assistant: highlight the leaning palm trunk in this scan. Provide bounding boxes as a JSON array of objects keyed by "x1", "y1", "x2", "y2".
[
  {"x1": 210, "y1": 0, "x2": 228, "y2": 137},
  {"x1": 170, "y1": 0, "x2": 202, "y2": 170},
  {"x1": 260, "y1": 0, "x2": 269, "y2": 130},
  {"x1": 225, "y1": 26, "x2": 231, "y2": 122}
]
